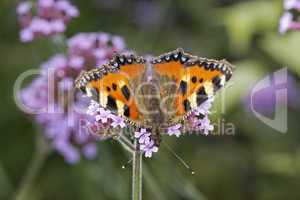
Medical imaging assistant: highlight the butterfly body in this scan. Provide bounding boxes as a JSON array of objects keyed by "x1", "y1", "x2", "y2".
[{"x1": 75, "y1": 48, "x2": 233, "y2": 139}]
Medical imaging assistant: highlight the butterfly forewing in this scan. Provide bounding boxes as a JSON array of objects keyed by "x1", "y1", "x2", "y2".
[
  {"x1": 152, "y1": 48, "x2": 233, "y2": 124},
  {"x1": 75, "y1": 54, "x2": 147, "y2": 124}
]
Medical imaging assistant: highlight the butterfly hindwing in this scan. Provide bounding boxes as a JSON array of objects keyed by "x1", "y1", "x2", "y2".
[
  {"x1": 152, "y1": 48, "x2": 233, "y2": 124},
  {"x1": 75, "y1": 54, "x2": 146, "y2": 124}
]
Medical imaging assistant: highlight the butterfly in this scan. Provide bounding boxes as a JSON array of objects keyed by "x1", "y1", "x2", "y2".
[{"x1": 75, "y1": 48, "x2": 233, "y2": 143}]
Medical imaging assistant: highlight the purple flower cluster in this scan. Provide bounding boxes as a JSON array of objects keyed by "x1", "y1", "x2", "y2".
[
  {"x1": 279, "y1": 0, "x2": 300, "y2": 33},
  {"x1": 86, "y1": 100, "x2": 126, "y2": 134},
  {"x1": 190, "y1": 115, "x2": 214, "y2": 136},
  {"x1": 20, "y1": 32, "x2": 127, "y2": 164},
  {"x1": 17, "y1": 0, "x2": 79, "y2": 42},
  {"x1": 133, "y1": 97, "x2": 215, "y2": 157},
  {"x1": 166, "y1": 97, "x2": 215, "y2": 137},
  {"x1": 86, "y1": 100, "x2": 160, "y2": 158},
  {"x1": 67, "y1": 32, "x2": 126, "y2": 67},
  {"x1": 134, "y1": 129, "x2": 158, "y2": 158},
  {"x1": 189, "y1": 98, "x2": 215, "y2": 135},
  {"x1": 166, "y1": 124, "x2": 182, "y2": 137}
]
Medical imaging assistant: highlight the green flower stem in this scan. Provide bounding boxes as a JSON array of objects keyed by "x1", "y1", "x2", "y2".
[
  {"x1": 117, "y1": 131, "x2": 143, "y2": 200},
  {"x1": 51, "y1": 34, "x2": 68, "y2": 53},
  {"x1": 132, "y1": 139, "x2": 142, "y2": 200},
  {"x1": 15, "y1": 133, "x2": 50, "y2": 200},
  {"x1": 116, "y1": 134, "x2": 135, "y2": 153}
]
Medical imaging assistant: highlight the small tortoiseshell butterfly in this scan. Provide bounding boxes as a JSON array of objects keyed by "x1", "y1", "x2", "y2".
[{"x1": 75, "y1": 48, "x2": 233, "y2": 142}]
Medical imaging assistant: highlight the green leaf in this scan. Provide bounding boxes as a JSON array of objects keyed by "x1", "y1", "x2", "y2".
[
  {"x1": 220, "y1": 1, "x2": 281, "y2": 54},
  {"x1": 261, "y1": 32, "x2": 300, "y2": 77}
]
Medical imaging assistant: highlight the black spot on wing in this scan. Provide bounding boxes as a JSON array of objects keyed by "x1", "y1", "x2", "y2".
[
  {"x1": 123, "y1": 104, "x2": 130, "y2": 117},
  {"x1": 209, "y1": 63, "x2": 215, "y2": 71},
  {"x1": 107, "y1": 95, "x2": 118, "y2": 112},
  {"x1": 121, "y1": 85, "x2": 131, "y2": 101},
  {"x1": 201, "y1": 62, "x2": 209, "y2": 69},
  {"x1": 196, "y1": 87, "x2": 208, "y2": 106},
  {"x1": 183, "y1": 99, "x2": 191, "y2": 112},
  {"x1": 212, "y1": 76, "x2": 222, "y2": 91},
  {"x1": 179, "y1": 81, "x2": 187, "y2": 95},
  {"x1": 112, "y1": 83, "x2": 117, "y2": 91},
  {"x1": 225, "y1": 73, "x2": 232, "y2": 82},
  {"x1": 80, "y1": 86, "x2": 87, "y2": 94},
  {"x1": 191, "y1": 76, "x2": 197, "y2": 83}
]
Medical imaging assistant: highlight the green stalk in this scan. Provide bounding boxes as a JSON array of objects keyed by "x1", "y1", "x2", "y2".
[
  {"x1": 132, "y1": 139, "x2": 142, "y2": 200},
  {"x1": 117, "y1": 130, "x2": 143, "y2": 200},
  {"x1": 15, "y1": 133, "x2": 50, "y2": 200}
]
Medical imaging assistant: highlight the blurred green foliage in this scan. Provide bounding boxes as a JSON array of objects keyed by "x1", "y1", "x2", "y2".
[{"x1": 0, "y1": 0, "x2": 300, "y2": 200}]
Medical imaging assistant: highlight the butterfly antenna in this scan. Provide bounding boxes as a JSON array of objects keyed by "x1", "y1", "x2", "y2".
[
  {"x1": 162, "y1": 141, "x2": 195, "y2": 174},
  {"x1": 121, "y1": 158, "x2": 133, "y2": 169}
]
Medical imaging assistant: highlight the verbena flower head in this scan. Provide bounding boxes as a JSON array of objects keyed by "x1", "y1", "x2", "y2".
[
  {"x1": 134, "y1": 129, "x2": 157, "y2": 157},
  {"x1": 279, "y1": 0, "x2": 300, "y2": 33},
  {"x1": 16, "y1": 0, "x2": 79, "y2": 42},
  {"x1": 110, "y1": 114, "x2": 126, "y2": 128},
  {"x1": 279, "y1": 12, "x2": 294, "y2": 33},
  {"x1": 140, "y1": 140, "x2": 159, "y2": 158},
  {"x1": 185, "y1": 98, "x2": 215, "y2": 135},
  {"x1": 284, "y1": 0, "x2": 300, "y2": 10},
  {"x1": 67, "y1": 32, "x2": 125, "y2": 66},
  {"x1": 19, "y1": 32, "x2": 127, "y2": 163},
  {"x1": 166, "y1": 124, "x2": 182, "y2": 137},
  {"x1": 85, "y1": 95, "x2": 216, "y2": 158}
]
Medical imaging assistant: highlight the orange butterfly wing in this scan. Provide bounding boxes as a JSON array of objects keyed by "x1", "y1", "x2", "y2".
[
  {"x1": 75, "y1": 54, "x2": 146, "y2": 124},
  {"x1": 153, "y1": 48, "x2": 233, "y2": 121}
]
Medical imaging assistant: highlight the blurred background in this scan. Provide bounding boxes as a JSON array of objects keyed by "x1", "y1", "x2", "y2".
[{"x1": 1, "y1": 0, "x2": 300, "y2": 199}]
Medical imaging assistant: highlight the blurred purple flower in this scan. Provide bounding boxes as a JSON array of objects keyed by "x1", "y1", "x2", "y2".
[
  {"x1": 284, "y1": 0, "x2": 300, "y2": 10},
  {"x1": 279, "y1": 12, "x2": 293, "y2": 34},
  {"x1": 17, "y1": 1, "x2": 32, "y2": 15},
  {"x1": 20, "y1": 75, "x2": 49, "y2": 112},
  {"x1": 67, "y1": 32, "x2": 126, "y2": 67},
  {"x1": 33, "y1": 97, "x2": 99, "y2": 164},
  {"x1": 82, "y1": 143, "x2": 98, "y2": 159},
  {"x1": 69, "y1": 56, "x2": 85, "y2": 69},
  {"x1": 19, "y1": 32, "x2": 127, "y2": 163},
  {"x1": 41, "y1": 54, "x2": 67, "y2": 70},
  {"x1": 279, "y1": 12, "x2": 300, "y2": 33},
  {"x1": 55, "y1": 0, "x2": 80, "y2": 17},
  {"x1": 279, "y1": 1, "x2": 300, "y2": 33},
  {"x1": 20, "y1": 28, "x2": 34, "y2": 42},
  {"x1": 134, "y1": 0, "x2": 163, "y2": 30},
  {"x1": 17, "y1": 0, "x2": 79, "y2": 42}
]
